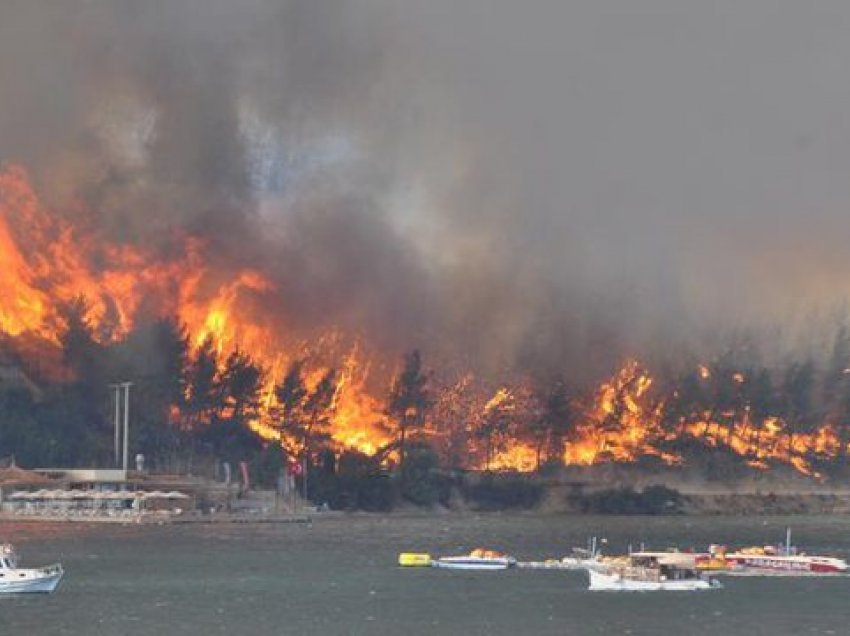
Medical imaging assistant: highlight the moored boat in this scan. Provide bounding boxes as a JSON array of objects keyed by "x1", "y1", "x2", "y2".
[
  {"x1": 695, "y1": 530, "x2": 849, "y2": 576},
  {"x1": 432, "y1": 548, "x2": 516, "y2": 570},
  {"x1": 559, "y1": 538, "x2": 605, "y2": 570},
  {"x1": 0, "y1": 544, "x2": 63, "y2": 594},
  {"x1": 587, "y1": 554, "x2": 721, "y2": 591},
  {"x1": 721, "y1": 551, "x2": 848, "y2": 575},
  {"x1": 696, "y1": 546, "x2": 848, "y2": 575}
]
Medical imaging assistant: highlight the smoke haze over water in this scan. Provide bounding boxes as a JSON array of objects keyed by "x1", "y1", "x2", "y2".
[{"x1": 3, "y1": 1, "x2": 850, "y2": 383}]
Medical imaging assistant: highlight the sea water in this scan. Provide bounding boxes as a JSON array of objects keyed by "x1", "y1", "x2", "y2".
[{"x1": 1, "y1": 514, "x2": 849, "y2": 635}]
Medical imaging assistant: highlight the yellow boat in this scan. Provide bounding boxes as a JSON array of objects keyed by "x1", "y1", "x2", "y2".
[{"x1": 398, "y1": 552, "x2": 432, "y2": 567}]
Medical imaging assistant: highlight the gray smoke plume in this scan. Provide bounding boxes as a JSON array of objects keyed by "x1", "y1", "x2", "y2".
[{"x1": 3, "y1": 1, "x2": 850, "y2": 385}]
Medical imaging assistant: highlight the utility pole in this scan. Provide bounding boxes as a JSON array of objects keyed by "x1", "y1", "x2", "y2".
[
  {"x1": 109, "y1": 382, "x2": 133, "y2": 472},
  {"x1": 122, "y1": 382, "x2": 133, "y2": 473},
  {"x1": 302, "y1": 455, "x2": 308, "y2": 507},
  {"x1": 110, "y1": 384, "x2": 121, "y2": 466}
]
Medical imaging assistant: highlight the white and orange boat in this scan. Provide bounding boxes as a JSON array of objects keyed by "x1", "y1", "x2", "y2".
[{"x1": 432, "y1": 548, "x2": 516, "y2": 570}]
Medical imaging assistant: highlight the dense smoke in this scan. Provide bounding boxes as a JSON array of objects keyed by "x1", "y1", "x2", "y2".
[{"x1": 3, "y1": 1, "x2": 850, "y2": 385}]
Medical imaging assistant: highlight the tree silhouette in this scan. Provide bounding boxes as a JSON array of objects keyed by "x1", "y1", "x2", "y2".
[
  {"x1": 274, "y1": 360, "x2": 308, "y2": 457},
  {"x1": 538, "y1": 381, "x2": 572, "y2": 468},
  {"x1": 182, "y1": 337, "x2": 220, "y2": 431},
  {"x1": 274, "y1": 362, "x2": 337, "y2": 459},
  {"x1": 780, "y1": 360, "x2": 815, "y2": 457},
  {"x1": 475, "y1": 389, "x2": 515, "y2": 471},
  {"x1": 386, "y1": 350, "x2": 431, "y2": 474}
]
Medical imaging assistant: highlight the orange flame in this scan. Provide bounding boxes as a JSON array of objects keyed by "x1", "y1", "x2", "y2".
[{"x1": 2, "y1": 163, "x2": 849, "y2": 476}]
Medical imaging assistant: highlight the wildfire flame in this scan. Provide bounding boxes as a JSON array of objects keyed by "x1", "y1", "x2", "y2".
[
  {"x1": 0, "y1": 163, "x2": 388, "y2": 455},
  {"x1": 564, "y1": 360, "x2": 678, "y2": 466},
  {"x1": 1, "y1": 163, "x2": 848, "y2": 477}
]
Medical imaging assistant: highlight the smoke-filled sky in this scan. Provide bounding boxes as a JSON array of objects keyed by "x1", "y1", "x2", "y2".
[{"x1": 3, "y1": 1, "x2": 850, "y2": 382}]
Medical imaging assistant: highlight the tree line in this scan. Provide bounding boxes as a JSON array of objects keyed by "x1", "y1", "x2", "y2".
[{"x1": 4, "y1": 298, "x2": 850, "y2": 498}]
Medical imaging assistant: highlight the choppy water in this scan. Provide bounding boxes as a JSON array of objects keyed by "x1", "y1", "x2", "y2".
[{"x1": 2, "y1": 514, "x2": 850, "y2": 635}]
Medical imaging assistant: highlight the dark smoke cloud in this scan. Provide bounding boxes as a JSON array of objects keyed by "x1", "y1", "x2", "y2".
[{"x1": 3, "y1": 1, "x2": 850, "y2": 383}]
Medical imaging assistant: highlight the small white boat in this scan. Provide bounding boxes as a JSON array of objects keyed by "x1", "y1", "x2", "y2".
[
  {"x1": 560, "y1": 540, "x2": 605, "y2": 570},
  {"x1": 432, "y1": 548, "x2": 516, "y2": 570},
  {"x1": 519, "y1": 537, "x2": 605, "y2": 571},
  {"x1": 0, "y1": 544, "x2": 63, "y2": 594},
  {"x1": 587, "y1": 555, "x2": 721, "y2": 592}
]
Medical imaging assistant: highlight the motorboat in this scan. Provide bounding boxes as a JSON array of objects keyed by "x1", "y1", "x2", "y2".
[
  {"x1": 559, "y1": 538, "x2": 605, "y2": 570},
  {"x1": 0, "y1": 544, "x2": 63, "y2": 593},
  {"x1": 695, "y1": 529, "x2": 849, "y2": 576},
  {"x1": 432, "y1": 548, "x2": 516, "y2": 570},
  {"x1": 587, "y1": 554, "x2": 721, "y2": 591},
  {"x1": 519, "y1": 550, "x2": 601, "y2": 571},
  {"x1": 697, "y1": 547, "x2": 848, "y2": 576}
]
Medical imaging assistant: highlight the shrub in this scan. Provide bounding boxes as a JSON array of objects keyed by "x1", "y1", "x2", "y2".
[
  {"x1": 401, "y1": 443, "x2": 451, "y2": 507},
  {"x1": 462, "y1": 474, "x2": 544, "y2": 510},
  {"x1": 326, "y1": 450, "x2": 398, "y2": 511},
  {"x1": 571, "y1": 485, "x2": 682, "y2": 515}
]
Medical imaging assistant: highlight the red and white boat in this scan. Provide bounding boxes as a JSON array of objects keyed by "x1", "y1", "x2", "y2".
[
  {"x1": 708, "y1": 550, "x2": 848, "y2": 575},
  {"x1": 695, "y1": 529, "x2": 849, "y2": 576}
]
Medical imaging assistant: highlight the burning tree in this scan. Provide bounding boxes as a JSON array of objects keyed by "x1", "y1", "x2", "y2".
[
  {"x1": 273, "y1": 361, "x2": 337, "y2": 461},
  {"x1": 522, "y1": 380, "x2": 573, "y2": 470},
  {"x1": 475, "y1": 388, "x2": 516, "y2": 472}
]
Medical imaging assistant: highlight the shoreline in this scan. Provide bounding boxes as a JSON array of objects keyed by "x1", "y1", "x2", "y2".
[
  {"x1": 0, "y1": 512, "x2": 316, "y2": 525},
  {"x1": 3, "y1": 489, "x2": 850, "y2": 524}
]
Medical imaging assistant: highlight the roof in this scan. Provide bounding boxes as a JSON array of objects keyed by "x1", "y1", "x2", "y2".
[{"x1": 0, "y1": 464, "x2": 55, "y2": 486}]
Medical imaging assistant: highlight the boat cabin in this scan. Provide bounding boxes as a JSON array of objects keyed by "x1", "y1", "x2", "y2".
[
  {"x1": 625, "y1": 555, "x2": 704, "y2": 582},
  {"x1": 0, "y1": 544, "x2": 19, "y2": 570}
]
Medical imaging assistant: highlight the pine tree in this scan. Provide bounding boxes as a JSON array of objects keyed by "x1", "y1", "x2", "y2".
[
  {"x1": 386, "y1": 350, "x2": 431, "y2": 474},
  {"x1": 274, "y1": 360, "x2": 308, "y2": 457}
]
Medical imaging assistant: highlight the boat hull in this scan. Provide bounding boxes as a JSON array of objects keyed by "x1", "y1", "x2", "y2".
[
  {"x1": 725, "y1": 555, "x2": 847, "y2": 575},
  {"x1": 0, "y1": 566, "x2": 63, "y2": 594},
  {"x1": 432, "y1": 557, "x2": 515, "y2": 570},
  {"x1": 588, "y1": 568, "x2": 720, "y2": 591},
  {"x1": 695, "y1": 553, "x2": 849, "y2": 576}
]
